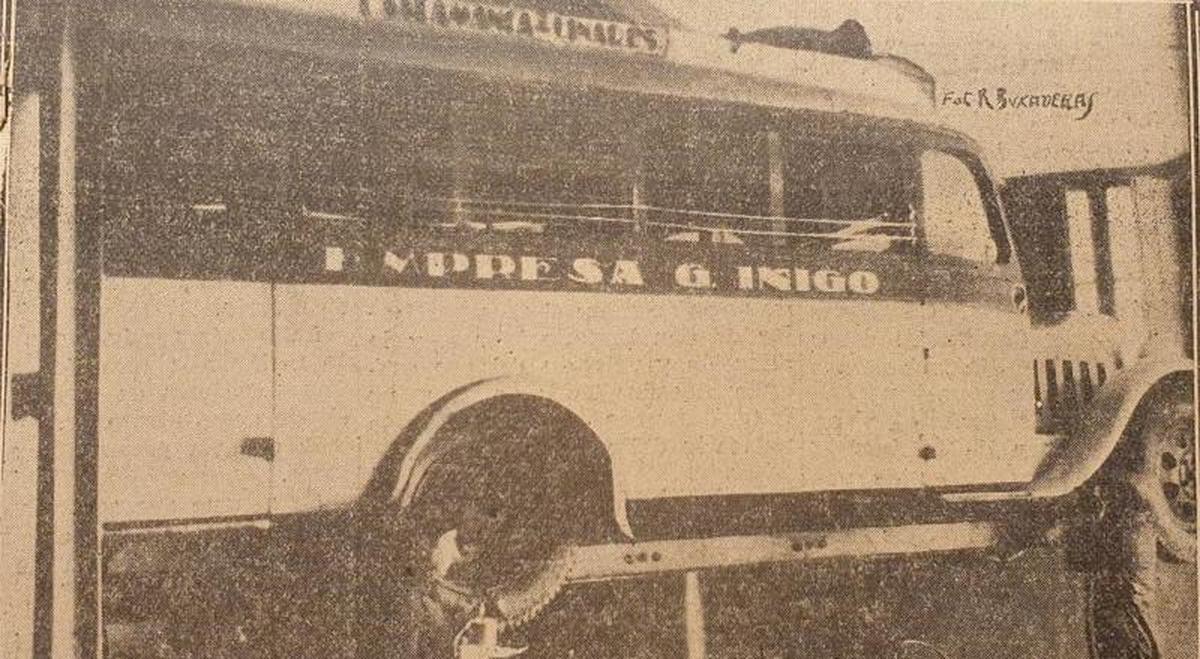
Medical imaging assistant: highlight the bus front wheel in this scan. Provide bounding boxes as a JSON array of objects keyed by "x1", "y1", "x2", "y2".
[{"x1": 1128, "y1": 380, "x2": 1196, "y2": 564}]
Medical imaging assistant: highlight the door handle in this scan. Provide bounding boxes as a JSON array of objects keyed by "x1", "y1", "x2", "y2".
[{"x1": 240, "y1": 436, "x2": 275, "y2": 462}]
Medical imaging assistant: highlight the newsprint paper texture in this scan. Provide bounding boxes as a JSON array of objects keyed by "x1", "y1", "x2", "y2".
[{"x1": 0, "y1": 1, "x2": 1196, "y2": 658}]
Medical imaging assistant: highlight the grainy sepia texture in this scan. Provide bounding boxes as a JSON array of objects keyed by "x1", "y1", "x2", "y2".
[{"x1": 0, "y1": 1, "x2": 1196, "y2": 658}]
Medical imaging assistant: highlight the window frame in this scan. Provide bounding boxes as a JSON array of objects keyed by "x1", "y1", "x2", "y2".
[{"x1": 916, "y1": 146, "x2": 1013, "y2": 267}]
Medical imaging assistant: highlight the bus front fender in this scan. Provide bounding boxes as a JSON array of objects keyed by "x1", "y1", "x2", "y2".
[{"x1": 1029, "y1": 355, "x2": 1193, "y2": 499}]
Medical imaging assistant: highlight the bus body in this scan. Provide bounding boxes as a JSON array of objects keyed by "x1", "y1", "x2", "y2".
[
  {"x1": 90, "y1": 0, "x2": 1058, "y2": 532},
  {"x1": 3, "y1": 0, "x2": 1194, "y2": 654},
  {"x1": 86, "y1": 0, "x2": 1193, "y2": 533}
]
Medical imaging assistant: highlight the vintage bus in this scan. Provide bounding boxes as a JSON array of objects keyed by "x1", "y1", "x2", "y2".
[{"x1": 2, "y1": 0, "x2": 1193, "y2": 656}]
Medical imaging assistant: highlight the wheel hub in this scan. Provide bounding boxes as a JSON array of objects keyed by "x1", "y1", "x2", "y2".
[
  {"x1": 1158, "y1": 423, "x2": 1196, "y2": 525},
  {"x1": 421, "y1": 525, "x2": 569, "y2": 633}
]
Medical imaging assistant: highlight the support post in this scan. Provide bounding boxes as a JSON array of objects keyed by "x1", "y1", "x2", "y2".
[
  {"x1": 683, "y1": 571, "x2": 706, "y2": 659},
  {"x1": 52, "y1": 10, "x2": 80, "y2": 655},
  {"x1": 767, "y1": 130, "x2": 785, "y2": 245}
]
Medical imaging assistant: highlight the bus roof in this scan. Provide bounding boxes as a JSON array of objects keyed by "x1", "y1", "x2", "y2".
[{"x1": 99, "y1": 0, "x2": 959, "y2": 139}]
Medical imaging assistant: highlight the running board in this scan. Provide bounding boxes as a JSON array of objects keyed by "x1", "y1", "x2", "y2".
[
  {"x1": 940, "y1": 490, "x2": 1034, "y2": 504},
  {"x1": 565, "y1": 521, "x2": 1002, "y2": 584}
]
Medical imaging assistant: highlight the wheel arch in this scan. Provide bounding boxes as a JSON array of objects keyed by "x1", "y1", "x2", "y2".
[
  {"x1": 357, "y1": 377, "x2": 633, "y2": 537},
  {"x1": 1030, "y1": 355, "x2": 1194, "y2": 499}
]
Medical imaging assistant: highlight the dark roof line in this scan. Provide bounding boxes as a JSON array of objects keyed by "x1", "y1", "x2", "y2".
[{"x1": 1003, "y1": 154, "x2": 1190, "y2": 184}]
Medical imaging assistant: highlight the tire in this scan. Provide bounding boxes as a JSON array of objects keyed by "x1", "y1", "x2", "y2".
[
  {"x1": 1128, "y1": 381, "x2": 1196, "y2": 564},
  {"x1": 357, "y1": 412, "x2": 613, "y2": 657}
]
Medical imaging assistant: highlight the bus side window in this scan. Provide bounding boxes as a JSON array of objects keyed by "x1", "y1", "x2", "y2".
[
  {"x1": 920, "y1": 150, "x2": 996, "y2": 264},
  {"x1": 419, "y1": 85, "x2": 635, "y2": 242},
  {"x1": 783, "y1": 137, "x2": 919, "y2": 254},
  {"x1": 642, "y1": 104, "x2": 769, "y2": 245}
]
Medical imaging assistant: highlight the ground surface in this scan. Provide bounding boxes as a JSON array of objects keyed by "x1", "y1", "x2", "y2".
[{"x1": 103, "y1": 532, "x2": 1196, "y2": 658}]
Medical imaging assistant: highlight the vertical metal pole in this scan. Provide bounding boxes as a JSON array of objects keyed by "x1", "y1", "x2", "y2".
[
  {"x1": 52, "y1": 7, "x2": 79, "y2": 657},
  {"x1": 630, "y1": 119, "x2": 646, "y2": 232},
  {"x1": 632, "y1": 167, "x2": 645, "y2": 229},
  {"x1": 31, "y1": 1, "x2": 64, "y2": 656},
  {"x1": 451, "y1": 107, "x2": 469, "y2": 225},
  {"x1": 683, "y1": 571, "x2": 706, "y2": 659},
  {"x1": 767, "y1": 130, "x2": 785, "y2": 245},
  {"x1": 70, "y1": 0, "x2": 102, "y2": 652}
]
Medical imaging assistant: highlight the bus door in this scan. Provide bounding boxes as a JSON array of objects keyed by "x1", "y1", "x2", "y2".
[
  {"x1": 93, "y1": 30, "x2": 281, "y2": 526},
  {"x1": 915, "y1": 150, "x2": 1044, "y2": 488}
]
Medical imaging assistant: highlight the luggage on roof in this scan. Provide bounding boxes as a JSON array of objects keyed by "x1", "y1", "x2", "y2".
[{"x1": 723, "y1": 19, "x2": 872, "y2": 59}]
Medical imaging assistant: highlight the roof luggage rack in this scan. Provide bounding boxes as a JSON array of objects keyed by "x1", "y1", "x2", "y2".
[
  {"x1": 722, "y1": 19, "x2": 936, "y2": 103},
  {"x1": 723, "y1": 19, "x2": 872, "y2": 58}
]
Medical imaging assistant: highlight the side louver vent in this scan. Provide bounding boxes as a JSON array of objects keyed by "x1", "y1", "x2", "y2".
[{"x1": 1034, "y1": 359, "x2": 1110, "y2": 434}]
